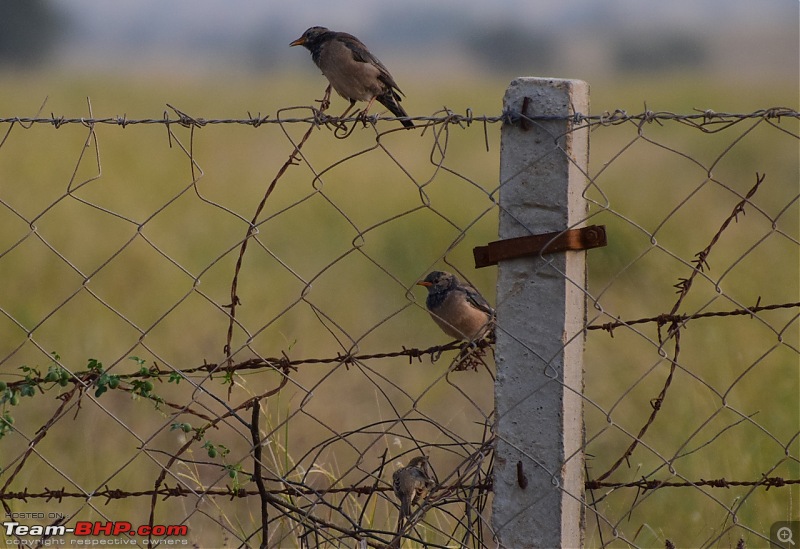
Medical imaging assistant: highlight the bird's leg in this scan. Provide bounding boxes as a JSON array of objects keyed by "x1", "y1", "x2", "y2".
[
  {"x1": 316, "y1": 84, "x2": 332, "y2": 112},
  {"x1": 322, "y1": 84, "x2": 331, "y2": 110},
  {"x1": 458, "y1": 339, "x2": 479, "y2": 358},
  {"x1": 329, "y1": 99, "x2": 358, "y2": 137},
  {"x1": 357, "y1": 96, "x2": 377, "y2": 125},
  {"x1": 337, "y1": 99, "x2": 357, "y2": 122}
]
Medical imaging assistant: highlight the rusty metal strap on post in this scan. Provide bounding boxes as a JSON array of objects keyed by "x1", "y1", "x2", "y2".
[{"x1": 473, "y1": 225, "x2": 607, "y2": 268}]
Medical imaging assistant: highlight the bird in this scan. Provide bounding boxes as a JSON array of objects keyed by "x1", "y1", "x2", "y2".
[
  {"x1": 290, "y1": 26, "x2": 414, "y2": 128},
  {"x1": 392, "y1": 456, "x2": 434, "y2": 520},
  {"x1": 417, "y1": 271, "x2": 495, "y2": 341}
]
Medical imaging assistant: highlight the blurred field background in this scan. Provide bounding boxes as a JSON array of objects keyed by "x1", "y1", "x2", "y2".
[{"x1": 0, "y1": 1, "x2": 798, "y2": 547}]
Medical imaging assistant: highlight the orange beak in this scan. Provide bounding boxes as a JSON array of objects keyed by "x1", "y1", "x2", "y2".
[
  {"x1": 416, "y1": 281, "x2": 432, "y2": 287},
  {"x1": 289, "y1": 37, "x2": 305, "y2": 47}
]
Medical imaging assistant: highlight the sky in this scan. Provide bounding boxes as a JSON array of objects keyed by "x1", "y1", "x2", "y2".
[
  {"x1": 53, "y1": 0, "x2": 797, "y2": 73},
  {"x1": 58, "y1": 0, "x2": 791, "y2": 31}
]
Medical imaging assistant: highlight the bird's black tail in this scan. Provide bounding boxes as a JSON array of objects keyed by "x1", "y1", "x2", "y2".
[
  {"x1": 401, "y1": 500, "x2": 413, "y2": 518},
  {"x1": 378, "y1": 92, "x2": 414, "y2": 128}
]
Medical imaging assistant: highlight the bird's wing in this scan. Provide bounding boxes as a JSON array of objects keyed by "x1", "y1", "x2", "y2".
[
  {"x1": 339, "y1": 34, "x2": 404, "y2": 95},
  {"x1": 391, "y1": 469, "x2": 401, "y2": 495},
  {"x1": 462, "y1": 286, "x2": 496, "y2": 317}
]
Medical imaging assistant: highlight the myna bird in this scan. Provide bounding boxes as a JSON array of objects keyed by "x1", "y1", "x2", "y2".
[
  {"x1": 290, "y1": 26, "x2": 414, "y2": 128},
  {"x1": 392, "y1": 456, "x2": 434, "y2": 520},
  {"x1": 417, "y1": 271, "x2": 495, "y2": 341}
]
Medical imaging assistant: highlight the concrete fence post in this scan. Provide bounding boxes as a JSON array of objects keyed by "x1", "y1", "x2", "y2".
[{"x1": 492, "y1": 78, "x2": 589, "y2": 548}]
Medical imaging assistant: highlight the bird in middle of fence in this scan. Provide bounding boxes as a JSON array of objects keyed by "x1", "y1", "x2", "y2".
[
  {"x1": 289, "y1": 26, "x2": 414, "y2": 128},
  {"x1": 416, "y1": 271, "x2": 495, "y2": 341}
]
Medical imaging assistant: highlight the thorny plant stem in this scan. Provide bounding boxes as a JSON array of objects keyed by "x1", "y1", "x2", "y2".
[{"x1": 594, "y1": 173, "x2": 768, "y2": 483}]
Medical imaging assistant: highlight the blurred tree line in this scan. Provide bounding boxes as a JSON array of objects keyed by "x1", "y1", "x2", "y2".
[
  {"x1": 465, "y1": 25, "x2": 706, "y2": 74},
  {"x1": 0, "y1": 0, "x2": 63, "y2": 66}
]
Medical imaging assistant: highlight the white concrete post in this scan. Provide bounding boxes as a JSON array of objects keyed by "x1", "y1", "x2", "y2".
[{"x1": 492, "y1": 78, "x2": 589, "y2": 548}]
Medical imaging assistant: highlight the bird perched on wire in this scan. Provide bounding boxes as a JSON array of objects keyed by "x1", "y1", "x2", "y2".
[
  {"x1": 392, "y1": 456, "x2": 434, "y2": 521},
  {"x1": 417, "y1": 271, "x2": 495, "y2": 341},
  {"x1": 290, "y1": 26, "x2": 414, "y2": 128}
]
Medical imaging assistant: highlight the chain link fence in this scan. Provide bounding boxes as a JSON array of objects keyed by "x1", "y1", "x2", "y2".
[{"x1": 0, "y1": 92, "x2": 797, "y2": 548}]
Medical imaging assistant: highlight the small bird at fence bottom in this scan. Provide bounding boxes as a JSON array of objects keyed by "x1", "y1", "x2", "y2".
[{"x1": 392, "y1": 455, "x2": 434, "y2": 522}]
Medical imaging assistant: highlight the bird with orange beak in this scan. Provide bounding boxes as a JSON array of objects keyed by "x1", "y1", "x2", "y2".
[{"x1": 417, "y1": 271, "x2": 495, "y2": 341}]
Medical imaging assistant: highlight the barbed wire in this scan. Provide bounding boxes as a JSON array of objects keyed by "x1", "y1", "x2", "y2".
[
  {"x1": 0, "y1": 106, "x2": 797, "y2": 131},
  {"x1": 1, "y1": 292, "x2": 798, "y2": 391},
  {"x1": 588, "y1": 300, "x2": 800, "y2": 335},
  {"x1": 1, "y1": 474, "x2": 797, "y2": 503}
]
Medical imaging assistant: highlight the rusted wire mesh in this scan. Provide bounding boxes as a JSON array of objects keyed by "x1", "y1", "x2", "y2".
[{"x1": 0, "y1": 99, "x2": 797, "y2": 548}]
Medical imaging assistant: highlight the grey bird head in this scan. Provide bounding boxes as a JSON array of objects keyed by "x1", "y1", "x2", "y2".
[
  {"x1": 289, "y1": 26, "x2": 332, "y2": 56},
  {"x1": 417, "y1": 271, "x2": 458, "y2": 309},
  {"x1": 405, "y1": 455, "x2": 430, "y2": 471}
]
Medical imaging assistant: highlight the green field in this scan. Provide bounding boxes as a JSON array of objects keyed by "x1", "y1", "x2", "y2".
[{"x1": 0, "y1": 67, "x2": 797, "y2": 547}]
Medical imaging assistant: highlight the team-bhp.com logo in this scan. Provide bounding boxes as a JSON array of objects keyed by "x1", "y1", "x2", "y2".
[{"x1": 4, "y1": 521, "x2": 188, "y2": 543}]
